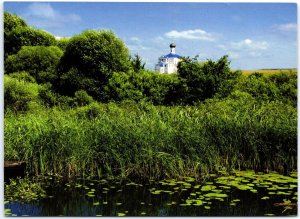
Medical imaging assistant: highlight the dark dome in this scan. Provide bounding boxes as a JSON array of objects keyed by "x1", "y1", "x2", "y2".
[{"x1": 170, "y1": 43, "x2": 176, "y2": 48}]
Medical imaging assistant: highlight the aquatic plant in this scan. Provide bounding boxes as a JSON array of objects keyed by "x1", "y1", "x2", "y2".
[{"x1": 4, "y1": 177, "x2": 46, "y2": 202}]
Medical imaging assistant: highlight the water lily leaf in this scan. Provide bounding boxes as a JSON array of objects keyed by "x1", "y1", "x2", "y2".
[
  {"x1": 118, "y1": 213, "x2": 126, "y2": 216},
  {"x1": 261, "y1": 196, "x2": 270, "y2": 200},
  {"x1": 204, "y1": 193, "x2": 227, "y2": 198},
  {"x1": 201, "y1": 185, "x2": 216, "y2": 191},
  {"x1": 232, "y1": 199, "x2": 240, "y2": 202}
]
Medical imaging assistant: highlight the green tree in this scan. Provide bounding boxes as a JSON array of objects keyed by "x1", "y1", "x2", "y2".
[
  {"x1": 177, "y1": 55, "x2": 240, "y2": 104},
  {"x1": 4, "y1": 12, "x2": 28, "y2": 59},
  {"x1": 130, "y1": 54, "x2": 145, "y2": 72},
  {"x1": 4, "y1": 11, "x2": 27, "y2": 35},
  {"x1": 57, "y1": 30, "x2": 131, "y2": 100},
  {"x1": 56, "y1": 37, "x2": 70, "y2": 51},
  {"x1": 5, "y1": 26, "x2": 56, "y2": 57},
  {"x1": 104, "y1": 70, "x2": 180, "y2": 105},
  {"x1": 5, "y1": 46, "x2": 63, "y2": 84},
  {"x1": 104, "y1": 71, "x2": 144, "y2": 102}
]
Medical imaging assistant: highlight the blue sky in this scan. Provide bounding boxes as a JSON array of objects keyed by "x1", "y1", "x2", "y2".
[{"x1": 4, "y1": 2, "x2": 298, "y2": 70}]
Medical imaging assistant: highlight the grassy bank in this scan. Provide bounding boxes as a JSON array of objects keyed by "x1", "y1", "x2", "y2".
[{"x1": 4, "y1": 93, "x2": 297, "y2": 180}]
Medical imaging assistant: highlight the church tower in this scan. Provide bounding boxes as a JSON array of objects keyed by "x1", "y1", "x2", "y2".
[{"x1": 155, "y1": 43, "x2": 182, "y2": 74}]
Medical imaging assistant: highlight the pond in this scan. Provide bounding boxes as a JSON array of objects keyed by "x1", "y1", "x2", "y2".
[{"x1": 4, "y1": 170, "x2": 297, "y2": 216}]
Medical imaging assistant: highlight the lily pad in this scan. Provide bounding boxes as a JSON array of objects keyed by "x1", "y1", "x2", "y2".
[
  {"x1": 201, "y1": 185, "x2": 216, "y2": 191},
  {"x1": 204, "y1": 193, "x2": 228, "y2": 198}
]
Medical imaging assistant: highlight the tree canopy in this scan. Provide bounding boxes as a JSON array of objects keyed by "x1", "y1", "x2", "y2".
[
  {"x1": 5, "y1": 46, "x2": 63, "y2": 84},
  {"x1": 5, "y1": 26, "x2": 57, "y2": 58},
  {"x1": 57, "y1": 30, "x2": 132, "y2": 99}
]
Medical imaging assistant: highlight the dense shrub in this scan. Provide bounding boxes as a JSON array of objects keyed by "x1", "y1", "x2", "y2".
[
  {"x1": 74, "y1": 90, "x2": 94, "y2": 106},
  {"x1": 4, "y1": 75, "x2": 41, "y2": 112},
  {"x1": 4, "y1": 12, "x2": 27, "y2": 59},
  {"x1": 8, "y1": 71, "x2": 36, "y2": 83},
  {"x1": 235, "y1": 72, "x2": 297, "y2": 106},
  {"x1": 177, "y1": 55, "x2": 241, "y2": 104},
  {"x1": 5, "y1": 46, "x2": 63, "y2": 84},
  {"x1": 5, "y1": 26, "x2": 56, "y2": 57},
  {"x1": 104, "y1": 70, "x2": 180, "y2": 105},
  {"x1": 57, "y1": 30, "x2": 131, "y2": 99},
  {"x1": 56, "y1": 37, "x2": 70, "y2": 51}
]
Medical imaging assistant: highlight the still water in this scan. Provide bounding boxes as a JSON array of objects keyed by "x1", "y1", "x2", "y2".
[{"x1": 5, "y1": 170, "x2": 298, "y2": 216}]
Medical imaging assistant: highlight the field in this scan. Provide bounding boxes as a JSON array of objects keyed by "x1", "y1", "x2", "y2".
[{"x1": 240, "y1": 69, "x2": 297, "y2": 77}]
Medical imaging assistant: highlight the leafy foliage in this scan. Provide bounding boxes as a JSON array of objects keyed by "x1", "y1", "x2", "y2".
[
  {"x1": 130, "y1": 54, "x2": 146, "y2": 72},
  {"x1": 4, "y1": 75, "x2": 41, "y2": 112},
  {"x1": 57, "y1": 30, "x2": 131, "y2": 99},
  {"x1": 235, "y1": 72, "x2": 297, "y2": 107},
  {"x1": 4, "y1": 12, "x2": 28, "y2": 59},
  {"x1": 5, "y1": 177, "x2": 46, "y2": 202},
  {"x1": 177, "y1": 55, "x2": 241, "y2": 104},
  {"x1": 5, "y1": 26, "x2": 56, "y2": 57},
  {"x1": 56, "y1": 37, "x2": 70, "y2": 51},
  {"x1": 74, "y1": 90, "x2": 94, "y2": 106},
  {"x1": 104, "y1": 70, "x2": 180, "y2": 105},
  {"x1": 5, "y1": 46, "x2": 63, "y2": 84},
  {"x1": 4, "y1": 11, "x2": 27, "y2": 37}
]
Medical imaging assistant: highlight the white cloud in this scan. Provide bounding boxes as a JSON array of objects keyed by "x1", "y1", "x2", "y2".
[
  {"x1": 27, "y1": 3, "x2": 56, "y2": 19},
  {"x1": 127, "y1": 37, "x2": 152, "y2": 51},
  {"x1": 272, "y1": 23, "x2": 297, "y2": 32},
  {"x1": 152, "y1": 36, "x2": 165, "y2": 43},
  {"x1": 165, "y1": 29, "x2": 216, "y2": 41},
  {"x1": 130, "y1": 37, "x2": 141, "y2": 42},
  {"x1": 231, "y1": 38, "x2": 269, "y2": 50},
  {"x1": 219, "y1": 38, "x2": 269, "y2": 51},
  {"x1": 217, "y1": 38, "x2": 269, "y2": 60},
  {"x1": 22, "y1": 3, "x2": 81, "y2": 28}
]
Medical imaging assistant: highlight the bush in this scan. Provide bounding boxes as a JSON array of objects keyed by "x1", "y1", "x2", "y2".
[
  {"x1": 4, "y1": 12, "x2": 27, "y2": 59},
  {"x1": 5, "y1": 26, "x2": 56, "y2": 57},
  {"x1": 5, "y1": 46, "x2": 63, "y2": 84},
  {"x1": 104, "y1": 70, "x2": 180, "y2": 105},
  {"x1": 177, "y1": 55, "x2": 241, "y2": 104},
  {"x1": 4, "y1": 75, "x2": 41, "y2": 112},
  {"x1": 8, "y1": 71, "x2": 36, "y2": 83},
  {"x1": 56, "y1": 37, "x2": 70, "y2": 51},
  {"x1": 235, "y1": 72, "x2": 297, "y2": 106},
  {"x1": 57, "y1": 30, "x2": 131, "y2": 99},
  {"x1": 74, "y1": 90, "x2": 94, "y2": 106}
]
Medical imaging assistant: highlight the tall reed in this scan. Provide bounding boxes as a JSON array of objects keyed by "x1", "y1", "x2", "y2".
[{"x1": 4, "y1": 94, "x2": 297, "y2": 180}]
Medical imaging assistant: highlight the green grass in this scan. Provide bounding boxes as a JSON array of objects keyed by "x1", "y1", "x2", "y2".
[
  {"x1": 4, "y1": 96, "x2": 297, "y2": 180},
  {"x1": 240, "y1": 69, "x2": 297, "y2": 77}
]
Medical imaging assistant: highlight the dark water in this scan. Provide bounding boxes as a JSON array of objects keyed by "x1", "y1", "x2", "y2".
[{"x1": 4, "y1": 171, "x2": 298, "y2": 216}]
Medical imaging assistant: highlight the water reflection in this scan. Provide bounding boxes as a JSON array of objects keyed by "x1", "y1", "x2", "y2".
[{"x1": 4, "y1": 171, "x2": 298, "y2": 216}]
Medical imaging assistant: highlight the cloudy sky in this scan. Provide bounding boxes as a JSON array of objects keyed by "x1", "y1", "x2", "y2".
[{"x1": 4, "y1": 2, "x2": 298, "y2": 70}]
